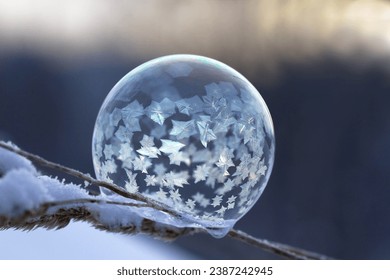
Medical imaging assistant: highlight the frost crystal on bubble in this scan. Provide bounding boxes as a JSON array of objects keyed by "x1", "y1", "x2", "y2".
[
  {"x1": 159, "y1": 139, "x2": 186, "y2": 155},
  {"x1": 103, "y1": 144, "x2": 115, "y2": 159},
  {"x1": 115, "y1": 126, "x2": 134, "y2": 142},
  {"x1": 92, "y1": 54, "x2": 275, "y2": 238},
  {"x1": 146, "y1": 98, "x2": 175, "y2": 125},
  {"x1": 169, "y1": 189, "x2": 181, "y2": 202},
  {"x1": 123, "y1": 117, "x2": 141, "y2": 132},
  {"x1": 168, "y1": 151, "x2": 190, "y2": 166},
  {"x1": 145, "y1": 174, "x2": 158, "y2": 186},
  {"x1": 211, "y1": 195, "x2": 223, "y2": 207},
  {"x1": 155, "y1": 188, "x2": 168, "y2": 200},
  {"x1": 193, "y1": 164, "x2": 209, "y2": 183},
  {"x1": 185, "y1": 199, "x2": 196, "y2": 210},
  {"x1": 125, "y1": 171, "x2": 139, "y2": 193},
  {"x1": 196, "y1": 116, "x2": 217, "y2": 148},
  {"x1": 122, "y1": 100, "x2": 144, "y2": 118},
  {"x1": 133, "y1": 156, "x2": 152, "y2": 174},
  {"x1": 170, "y1": 120, "x2": 196, "y2": 140},
  {"x1": 216, "y1": 206, "x2": 227, "y2": 216},
  {"x1": 175, "y1": 96, "x2": 203, "y2": 115},
  {"x1": 215, "y1": 148, "x2": 235, "y2": 176},
  {"x1": 136, "y1": 135, "x2": 160, "y2": 158}
]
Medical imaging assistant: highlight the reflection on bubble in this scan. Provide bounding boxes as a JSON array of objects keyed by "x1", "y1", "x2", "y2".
[{"x1": 92, "y1": 55, "x2": 275, "y2": 237}]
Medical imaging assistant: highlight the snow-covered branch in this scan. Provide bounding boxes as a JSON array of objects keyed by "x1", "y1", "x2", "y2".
[{"x1": 0, "y1": 141, "x2": 330, "y2": 260}]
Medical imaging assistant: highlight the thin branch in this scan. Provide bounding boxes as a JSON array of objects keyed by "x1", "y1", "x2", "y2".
[
  {"x1": 41, "y1": 200, "x2": 333, "y2": 259},
  {"x1": 0, "y1": 142, "x2": 178, "y2": 217},
  {"x1": 0, "y1": 141, "x2": 332, "y2": 260},
  {"x1": 43, "y1": 198, "x2": 149, "y2": 209},
  {"x1": 228, "y1": 229, "x2": 330, "y2": 260},
  {"x1": 0, "y1": 207, "x2": 198, "y2": 240}
]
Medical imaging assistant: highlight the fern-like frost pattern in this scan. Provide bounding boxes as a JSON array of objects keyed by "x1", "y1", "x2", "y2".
[{"x1": 92, "y1": 55, "x2": 275, "y2": 237}]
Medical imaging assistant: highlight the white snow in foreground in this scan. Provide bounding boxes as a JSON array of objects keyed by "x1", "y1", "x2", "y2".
[
  {"x1": 0, "y1": 169, "x2": 49, "y2": 216},
  {"x1": 0, "y1": 144, "x2": 144, "y2": 228},
  {"x1": 0, "y1": 143, "x2": 36, "y2": 175},
  {"x1": 0, "y1": 221, "x2": 195, "y2": 259},
  {"x1": 0, "y1": 143, "x2": 205, "y2": 231},
  {"x1": 0, "y1": 144, "x2": 196, "y2": 259}
]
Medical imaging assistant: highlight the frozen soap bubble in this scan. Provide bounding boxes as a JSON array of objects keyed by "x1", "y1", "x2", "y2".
[{"x1": 92, "y1": 54, "x2": 275, "y2": 238}]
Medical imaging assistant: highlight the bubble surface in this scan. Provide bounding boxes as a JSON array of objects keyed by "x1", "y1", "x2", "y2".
[{"x1": 92, "y1": 55, "x2": 275, "y2": 237}]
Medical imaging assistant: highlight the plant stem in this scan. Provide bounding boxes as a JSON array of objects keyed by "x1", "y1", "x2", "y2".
[
  {"x1": 0, "y1": 141, "x2": 332, "y2": 260},
  {"x1": 0, "y1": 141, "x2": 177, "y2": 217}
]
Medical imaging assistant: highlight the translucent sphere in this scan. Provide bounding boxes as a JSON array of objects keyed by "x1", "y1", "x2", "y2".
[{"x1": 92, "y1": 55, "x2": 274, "y2": 237}]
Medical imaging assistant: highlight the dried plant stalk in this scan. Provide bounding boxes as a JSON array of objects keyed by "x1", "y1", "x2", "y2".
[{"x1": 0, "y1": 141, "x2": 331, "y2": 260}]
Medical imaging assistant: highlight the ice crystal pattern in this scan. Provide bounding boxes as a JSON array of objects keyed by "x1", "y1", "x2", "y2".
[{"x1": 92, "y1": 55, "x2": 275, "y2": 238}]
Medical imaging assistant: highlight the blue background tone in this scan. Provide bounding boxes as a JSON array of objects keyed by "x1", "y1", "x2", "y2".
[{"x1": 1, "y1": 0, "x2": 390, "y2": 259}]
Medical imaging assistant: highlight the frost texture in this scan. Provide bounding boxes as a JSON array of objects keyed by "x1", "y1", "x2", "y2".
[
  {"x1": 92, "y1": 55, "x2": 275, "y2": 238},
  {"x1": 0, "y1": 169, "x2": 48, "y2": 217},
  {"x1": 0, "y1": 145, "x2": 162, "y2": 231},
  {"x1": 0, "y1": 143, "x2": 37, "y2": 175}
]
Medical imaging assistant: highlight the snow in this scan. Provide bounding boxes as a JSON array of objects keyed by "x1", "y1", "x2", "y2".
[
  {"x1": 0, "y1": 145, "x2": 144, "y2": 228},
  {"x1": 0, "y1": 144, "x2": 199, "y2": 234},
  {"x1": 0, "y1": 169, "x2": 49, "y2": 217},
  {"x1": 0, "y1": 143, "x2": 36, "y2": 174},
  {"x1": 0, "y1": 144, "x2": 91, "y2": 217},
  {"x1": 0, "y1": 144, "x2": 195, "y2": 259},
  {"x1": 40, "y1": 175, "x2": 90, "y2": 201},
  {"x1": 0, "y1": 221, "x2": 194, "y2": 259}
]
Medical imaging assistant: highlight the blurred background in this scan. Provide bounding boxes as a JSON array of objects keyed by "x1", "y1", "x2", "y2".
[{"x1": 1, "y1": 0, "x2": 390, "y2": 259}]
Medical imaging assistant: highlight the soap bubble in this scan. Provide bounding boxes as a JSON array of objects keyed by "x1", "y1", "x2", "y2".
[{"x1": 92, "y1": 55, "x2": 274, "y2": 237}]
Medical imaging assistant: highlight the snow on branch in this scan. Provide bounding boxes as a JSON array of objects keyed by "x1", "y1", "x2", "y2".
[
  {"x1": 0, "y1": 141, "x2": 331, "y2": 260},
  {"x1": 0, "y1": 143, "x2": 193, "y2": 239}
]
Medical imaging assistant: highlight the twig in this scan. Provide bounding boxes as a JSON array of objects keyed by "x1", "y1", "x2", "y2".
[
  {"x1": 43, "y1": 198, "x2": 149, "y2": 209},
  {"x1": 0, "y1": 141, "x2": 332, "y2": 260},
  {"x1": 228, "y1": 229, "x2": 330, "y2": 260},
  {"x1": 0, "y1": 206, "x2": 198, "y2": 240},
  {"x1": 0, "y1": 142, "x2": 178, "y2": 217}
]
